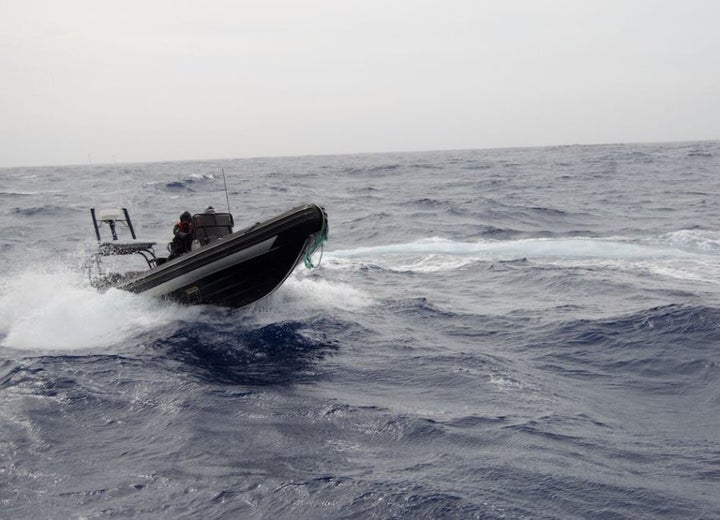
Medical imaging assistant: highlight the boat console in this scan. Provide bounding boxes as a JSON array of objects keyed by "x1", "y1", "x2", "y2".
[{"x1": 191, "y1": 212, "x2": 235, "y2": 246}]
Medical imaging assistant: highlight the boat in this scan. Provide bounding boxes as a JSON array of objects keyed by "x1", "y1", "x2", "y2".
[{"x1": 88, "y1": 204, "x2": 328, "y2": 307}]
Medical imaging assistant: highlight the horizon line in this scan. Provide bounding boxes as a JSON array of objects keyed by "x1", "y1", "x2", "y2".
[{"x1": 2, "y1": 137, "x2": 718, "y2": 170}]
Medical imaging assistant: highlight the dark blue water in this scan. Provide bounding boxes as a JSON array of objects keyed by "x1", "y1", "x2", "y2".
[{"x1": 1, "y1": 142, "x2": 720, "y2": 518}]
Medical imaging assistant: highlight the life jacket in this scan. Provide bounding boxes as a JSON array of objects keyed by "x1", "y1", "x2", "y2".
[{"x1": 177, "y1": 221, "x2": 192, "y2": 234}]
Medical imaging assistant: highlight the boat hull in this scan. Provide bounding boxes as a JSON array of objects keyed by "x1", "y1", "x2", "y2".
[{"x1": 115, "y1": 204, "x2": 327, "y2": 307}]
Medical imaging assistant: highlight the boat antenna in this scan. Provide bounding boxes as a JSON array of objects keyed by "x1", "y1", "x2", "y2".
[
  {"x1": 222, "y1": 168, "x2": 232, "y2": 214},
  {"x1": 89, "y1": 152, "x2": 97, "y2": 210}
]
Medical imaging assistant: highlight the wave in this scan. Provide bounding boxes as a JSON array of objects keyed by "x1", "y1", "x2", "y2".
[
  {"x1": 532, "y1": 304, "x2": 720, "y2": 389},
  {"x1": 11, "y1": 206, "x2": 78, "y2": 217},
  {"x1": 0, "y1": 191, "x2": 38, "y2": 197},
  {"x1": 155, "y1": 319, "x2": 339, "y2": 386},
  {"x1": 342, "y1": 163, "x2": 403, "y2": 176}
]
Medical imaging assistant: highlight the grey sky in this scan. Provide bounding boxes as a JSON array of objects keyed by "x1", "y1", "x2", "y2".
[{"x1": 2, "y1": 0, "x2": 719, "y2": 167}]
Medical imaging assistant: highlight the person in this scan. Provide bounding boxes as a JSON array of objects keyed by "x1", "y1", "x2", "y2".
[{"x1": 168, "y1": 210, "x2": 193, "y2": 259}]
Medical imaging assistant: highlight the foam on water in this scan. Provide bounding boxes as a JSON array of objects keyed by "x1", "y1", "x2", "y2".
[
  {"x1": 325, "y1": 234, "x2": 720, "y2": 282},
  {"x1": 250, "y1": 273, "x2": 374, "y2": 321},
  {"x1": 0, "y1": 265, "x2": 195, "y2": 351},
  {"x1": 0, "y1": 258, "x2": 372, "y2": 351},
  {"x1": 330, "y1": 236, "x2": 706, "y2": 262},
  {"x1": 648, "y1": 229, "x2": 720, "y2": 254}
]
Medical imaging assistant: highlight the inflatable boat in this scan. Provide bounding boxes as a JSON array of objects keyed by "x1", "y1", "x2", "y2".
[{"x1": 88, "y1": 204, "x2": 328, "y2": 307}]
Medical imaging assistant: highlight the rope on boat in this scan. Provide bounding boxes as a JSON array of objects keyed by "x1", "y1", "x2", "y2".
[{"x1": 303, "y1": 210, "x2": 329, "y2": 269}]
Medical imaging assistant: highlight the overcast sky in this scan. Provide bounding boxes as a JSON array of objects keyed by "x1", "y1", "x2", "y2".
[{"x1": 2, "y1": 0, "x2": 719, "y2": 167}]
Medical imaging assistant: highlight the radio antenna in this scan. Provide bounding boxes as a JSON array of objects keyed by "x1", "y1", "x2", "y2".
[
  {"x1": 113, "y1": 154, "x2": 122, "y2": 208},
  {"x1": 222, "y1": 168, "x2": 232, "y2": 214},
  {"x1": 89, "y1": 153, "x2": 97, "y2": 210}
]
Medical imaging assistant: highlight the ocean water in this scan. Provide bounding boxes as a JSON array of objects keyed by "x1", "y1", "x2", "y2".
[{"x1": 1, "y1": 141, "x2": 720, "y2": 519}]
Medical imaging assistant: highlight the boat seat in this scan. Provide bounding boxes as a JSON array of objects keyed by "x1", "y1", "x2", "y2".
[{"x1": 192, "y1": 212, "x2": 234, "y2": 246}]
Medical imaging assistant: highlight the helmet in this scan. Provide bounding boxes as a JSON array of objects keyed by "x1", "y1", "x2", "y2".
[{"x1": 180, "y1": 211, "x2": 192, "y2": 222}]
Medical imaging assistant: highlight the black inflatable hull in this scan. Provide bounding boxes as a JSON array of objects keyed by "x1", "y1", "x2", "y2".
[{"x1": 116, "y1": 204, "x2": 327, "y2": 307}]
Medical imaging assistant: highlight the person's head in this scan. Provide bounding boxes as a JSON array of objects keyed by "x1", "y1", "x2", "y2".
[
  {"x1": 180, "y1": 211, "x2": 192, "y2": 223},
  {"x1": 205, "y1": 206, "x2": 215, "y2": 214}
]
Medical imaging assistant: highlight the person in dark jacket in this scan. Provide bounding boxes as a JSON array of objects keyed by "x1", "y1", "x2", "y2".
[{"x1": 168, "y1": 211, "x2": 193, "y2": 259}]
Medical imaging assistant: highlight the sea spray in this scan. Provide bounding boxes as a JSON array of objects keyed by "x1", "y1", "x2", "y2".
[{"x1": 0, "y1": 265, "x2": 197, "y2": 351}]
